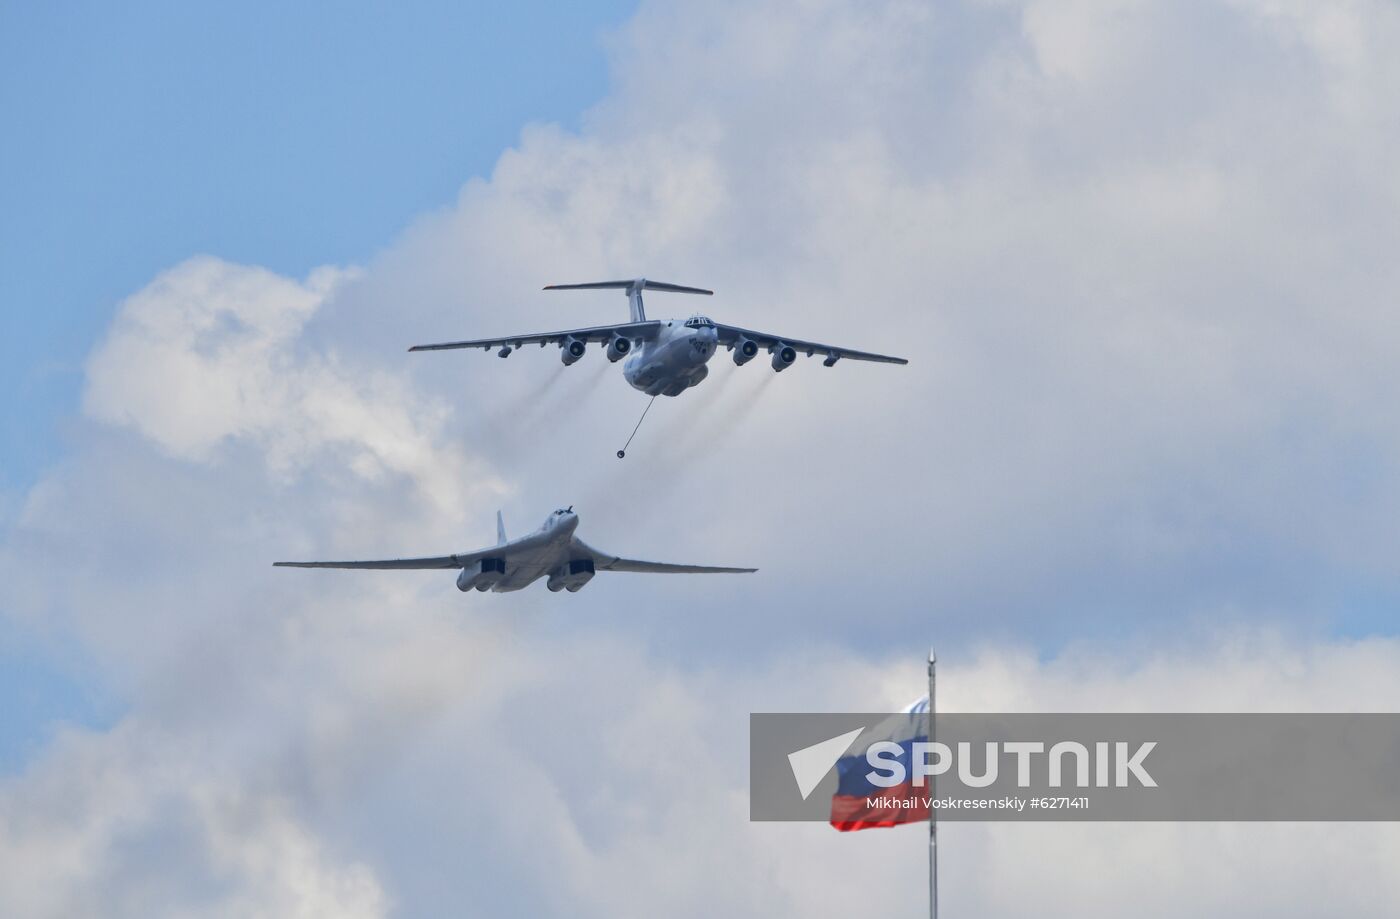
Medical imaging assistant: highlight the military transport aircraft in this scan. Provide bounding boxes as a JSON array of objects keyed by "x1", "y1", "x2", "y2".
[
  {"x1": 274, "y1": 507, "x2": 755, "y2": 593},
  {"x1": 408, "y1": 278, "x2": 909, "y2": 397}
]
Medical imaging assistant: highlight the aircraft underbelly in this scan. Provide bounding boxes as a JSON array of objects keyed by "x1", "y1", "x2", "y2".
[
  {"x1": 624, "y1": 335, "x2": 715, "y2": 396},
  {"x1": 493, "y1": 543, "x2": 564, "y2": 591}
]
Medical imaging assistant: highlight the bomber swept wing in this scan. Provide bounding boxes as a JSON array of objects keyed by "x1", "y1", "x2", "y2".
[
  {"x1": 272, "y1": 549, "x2": 496, "y2": 570},
  {"x1": 273, "y1": 533, "x2": 756, "y2": 576},
  {"x1": 274, "y1": 506, "x2": 756, "y2": 592},
  {"x1": 572, "y1": 539, "x2": 757, "y2": 574},
  {"x1": 714, "y1": 323, "x2": 908, "y2": 365},
  {"x1": 408, "y1": 321, "x2": 659, "y2": 353}
]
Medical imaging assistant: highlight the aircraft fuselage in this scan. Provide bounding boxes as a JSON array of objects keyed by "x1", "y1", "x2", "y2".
[
  {"x1": 623, "y1": 320, "x2": 719, "y2": 397},
  {"x1": 462, "y1": 510, "x2": 594, "y2": 593}
]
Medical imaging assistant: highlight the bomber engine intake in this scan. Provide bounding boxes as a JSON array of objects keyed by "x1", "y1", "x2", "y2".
[
  {"x1": 457, "y1": 557, "x2": 506, "y2": 592},
  {"x1": 547, "y1": 558, "x2": 596, "y2": 592}
]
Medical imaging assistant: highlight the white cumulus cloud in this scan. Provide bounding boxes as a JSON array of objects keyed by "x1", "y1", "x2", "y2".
[{"x1": 6, "y1": 0, "x2": 1400, "y2": 915}]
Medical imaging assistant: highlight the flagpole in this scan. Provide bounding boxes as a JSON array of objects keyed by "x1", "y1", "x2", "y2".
[{"x1": 928, "y1": 648, "x2": 938, "y2": 919}]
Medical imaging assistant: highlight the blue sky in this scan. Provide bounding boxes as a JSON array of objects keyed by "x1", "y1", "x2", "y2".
[
  {"x1": 5, "y1": 1, "x2": 1400, "y2": 913},
  {"x1": 0, "y1": 0, "x2": 635, "y2": 494},
  {"x1": 0, "y1": 0, "x2": 634, "y2": 770}
]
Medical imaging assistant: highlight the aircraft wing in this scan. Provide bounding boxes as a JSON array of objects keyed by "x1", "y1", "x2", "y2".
[
  {"x1": 409, "y1": 321, "x2": 660, "y2": 352},
  {"x1": 600, "y1": 558, "x2": 757, "y2": 574},
  {"x1": 273, "y1": 548, "x2": 495, "y2": 569},
  {"x1": 573, "y1": 539, "x2": 756, "y2": 575},
  {"x1": 713, "y1": 323, "x2": 908, "y2": 365}
]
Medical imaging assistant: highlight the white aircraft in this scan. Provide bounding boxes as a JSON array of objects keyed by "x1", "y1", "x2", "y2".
[
  {"x1": 274, "y1": 507, "x2": 755, "y2": 593},
  {"x1": 408, "y1": 278, "x2": 909, "y2": 396}
]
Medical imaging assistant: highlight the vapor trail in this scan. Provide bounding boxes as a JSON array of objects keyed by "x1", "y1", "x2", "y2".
[
  {"x1": 476, "y1": 364, "x2": 567, "y2": 451},
  {"x1": 664, "y1": 369, "x2": 776, "y2": 460},
  {"x1": 641, "y1": 362, "x2": 741, "y2": 455},
  {"x1": 514, "y1": 359, "x2": 609, "y2": 431}
]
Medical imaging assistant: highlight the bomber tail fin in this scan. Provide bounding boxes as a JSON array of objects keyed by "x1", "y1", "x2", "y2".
[
  {"x1": 544, "y1": 278, "x2": 712, "y2": 323},
  {"x1": 497, "y1": 510, "x2": 507, "y2": 546}
]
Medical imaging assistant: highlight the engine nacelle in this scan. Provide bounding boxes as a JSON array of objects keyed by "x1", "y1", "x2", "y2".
[
  {"x1": 732, "y1": 338, "x2": 759, "y2": 366},
  {"x1": 606, "y1": 334, "x2": 632, "y2": 363},
  {"x1": 457, "y1": 557, "x2": 506, "y2": 592},
  {"x1": 560, "y1": 336, "x2": 587, "y2": 366},
  {"x1": 770, "y1": 342, "x2": 797, "y2": 372},
  {"x1": 546, "y1": 558, "x2": 596, "y2": 592}
]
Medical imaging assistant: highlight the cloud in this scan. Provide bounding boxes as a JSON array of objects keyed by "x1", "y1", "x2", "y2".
[
  {"x1": 6, "y1": 0, "x2": 1400, "y2": 914},
  {"x1": 8, "y1": 627, "x2": 1399, "y2": 916},
  {"x1": 83, "y1": 255, "x2": 502, "y2": 511},
  {"x1": 0, "y1": 722, "x2": 388, "y2": 919},
  {"x1": 292, "y1": 0, "x2": 1400, "y2": 649}
]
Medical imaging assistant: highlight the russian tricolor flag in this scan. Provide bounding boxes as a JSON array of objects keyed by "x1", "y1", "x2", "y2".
[{"x1": 830, "y1": 696, "x2": 930, "y2": 831}]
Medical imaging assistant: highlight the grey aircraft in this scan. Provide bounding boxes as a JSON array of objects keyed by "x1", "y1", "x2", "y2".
[
  {"x1": 274, "y1": 507, "x2": 755, "y2": 593},
  {"x1": 408, "y1": 278, "x2": 909, "y2": 397}
]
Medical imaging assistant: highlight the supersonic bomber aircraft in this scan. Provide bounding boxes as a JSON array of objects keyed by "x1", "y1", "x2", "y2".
[{"x1": 274, "y1": 507, "x2": 755, "y2": 593}]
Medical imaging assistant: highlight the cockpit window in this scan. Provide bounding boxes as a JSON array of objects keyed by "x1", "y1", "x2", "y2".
[{"x1": 684, "y1": 316, "x2": 714, "y2": 328}]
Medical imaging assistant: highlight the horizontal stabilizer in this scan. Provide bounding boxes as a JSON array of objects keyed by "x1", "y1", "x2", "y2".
[
  {"x1": 545, "y1": 277, "x2": 710, "y2": 322},
  {"x1": 545, "y1": 279, "x2": 712, "y2": 296},
  {"x1": 639, "y1": 280, "x2": 713, "y2": 295}
]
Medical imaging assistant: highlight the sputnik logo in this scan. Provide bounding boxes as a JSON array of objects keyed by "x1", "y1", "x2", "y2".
[{"x1": 787, "y1": 728, "x2": 865, "y2": 800}]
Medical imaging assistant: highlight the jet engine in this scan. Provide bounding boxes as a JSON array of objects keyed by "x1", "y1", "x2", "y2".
[
  {"x1": 547, "y1": 558, "x2": 596, "y2": 592},
  {"x1": 560, "y1": 336, "x2": 587, "y2": 366},
  {"x1": 732, "y1": 338, "x2": 759, "y2": 366},
  {"x1": 606, "y1": 334, "x2": 632, "y2": 362},
  {"x1": 457, "y1": 557, "x2": 506, "y2": 592},
  {"x1": 770, "y1": 343, "x2": 797, "y2": 372}
]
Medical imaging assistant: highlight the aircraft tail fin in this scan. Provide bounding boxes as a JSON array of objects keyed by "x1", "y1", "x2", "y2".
[
  {"x1": 497, "y1": 511, "x2": 507, "y2": 546},
  {"x1": 544, "y1": 278, "x2": 712, "y2": 323}
]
